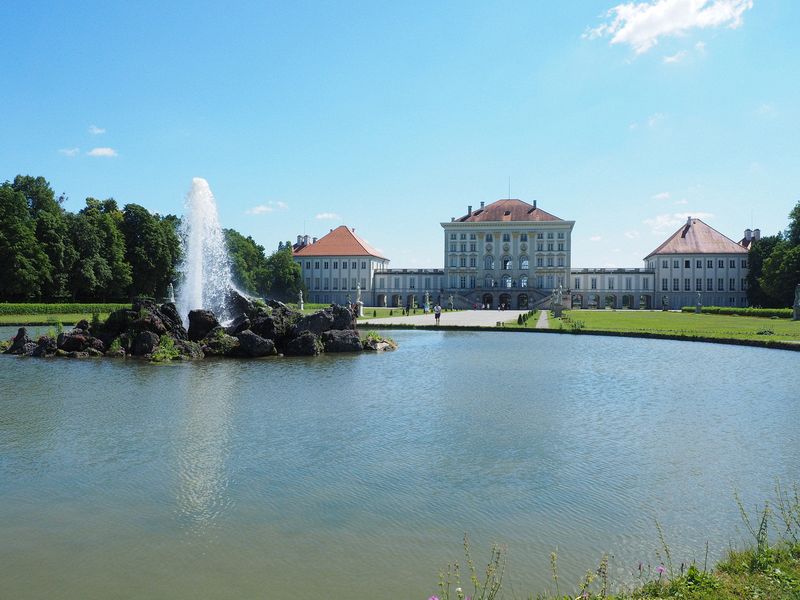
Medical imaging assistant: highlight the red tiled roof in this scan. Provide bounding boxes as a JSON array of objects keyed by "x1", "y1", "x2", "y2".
[
  {"x1": 293, "y1": 225, "x2": 387, "y2": 259},
  {"x1": 646, "y1": 218, "x2": 747, "y2": 258},
  {"x1": 455, "y1": 199, "x2": 563, "y2": 222}
]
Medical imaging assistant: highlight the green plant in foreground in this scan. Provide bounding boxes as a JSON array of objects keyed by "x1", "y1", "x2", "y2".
[{"x1": 150, "y1": 335, "x2": 180, "y2": 362}]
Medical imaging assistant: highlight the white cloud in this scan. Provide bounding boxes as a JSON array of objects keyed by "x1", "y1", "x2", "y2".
[
  {"x1": 585, "y1": 0, "x2": 753, "y2": 54},
  {"x1": 590, "y1": 235, "x2": 603, "y2": 242},
  {"x1": 59, "y1": 147, "x2": 80, "y2": 157},
  {"x1": 674, "y1": 198, "x2": 689, "y2": 205},
  {"x1": 315, "y1": 212, "x2": 341, "y2": 221},
  {"x1": 644, "y1": 211, "x2": 714, "y2": 234},
  {"x1": 245, "y1": 200, "x2": 288, "y2": 215},
  {"x1": 246, "y1": 205, "x2": 273, "y2": 215},
  {"x1": 663, "y1": 50, "x2": 688, "y2": 63},
  {"x1": 88, "y1": 125, "x2": 106, "y2": 135},
  {"x1": 625, "y1": 230, "x2": 641, "y2": 239},
  {"x1": 647, "y1": 112, "x2": 665, "y2": 127},
  {"x1": 652, "y1": 191, "x2": 671, "y2": 201},
  {"x1": 87, "y1": 147, "x2": 117, "y2": 157}
]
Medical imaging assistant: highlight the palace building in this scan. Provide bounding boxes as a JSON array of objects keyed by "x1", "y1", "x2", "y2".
[{"x1": 294, "y1": 200, "x2": 753, "y2": 310}]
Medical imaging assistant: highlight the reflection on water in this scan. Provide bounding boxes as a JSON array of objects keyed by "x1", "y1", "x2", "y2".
[
  {"x1": 0, "y1": 328, "x2": 799, "y2": 599},
  {"x1": 173, "y1": 363, "x2": 237, "y2": 534}
]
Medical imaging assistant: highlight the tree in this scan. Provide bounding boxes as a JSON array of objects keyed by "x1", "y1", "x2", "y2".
[
  {"x1": 11, "y1": 175, "x2": 62, "y2": 215},
  {"x1": 787, "y1": 199, "x2": 800, "y2": 246},
  {"x1": 746, "y1": 234, "x2": 782, "y2": 307},
  {"x1": 121, "y1": 204, "x2": 180, "y2": 298},
  {"x1": 760, "y1": 241, "x2": 800, "y2": 307},
  {"x1": 225, "y1": 229, "x2": 270, "y2": 295},
  {"x1": 264, "y1": 244, "x2": 305, "y2": 301},
  {"x1": 0, "y1": 184, "x2": 50, "y2": 299}
]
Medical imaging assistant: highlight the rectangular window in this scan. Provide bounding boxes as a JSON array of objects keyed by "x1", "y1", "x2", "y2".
[
  {"x1": 673, "y1": 260, "x2": 680, "y2": 268},
  {"x1": 684, "y1": 278, "x2": 691, "y2": 291},
  {"x1": 662, "y1": 260, "x2": 668, "y2": 268},
  {"x1": 741, "y1": 278, "x2": 747, "y2": 290},
  {"x1": 537, "y1": 243, "x2": 544, "y2": 251},
  {"x1": 470, "y1": 234, "x2": 476, "y2": 240},
  {"x1": 450, "y1": 233, "x2": 456, "y2": 240},
  {"x1": 547, "y1": 257, "x2": 554, "y2": 267},
  {"x1": 306, "y1": 261, "x2": 312, "y2": 269},
  {"x1": 685, "y1": 260, "x2": 691, "y2": 268},
  {"x1": 730, "y1": 260, "x2": 735, "y2": 268},
  {"x1": 558, "y1": 232, "x2": 564, "y2": 239},
  {"x1": 323, "y1": 261, "x2": 329, "y2": 269},
  {"x1": 460, "y1": 233, "x2": 466, "y2": 240},
  {"x1": 608, "y1": 278, "x2": 615, "y2": 290},
  {"x1": 361, "y1": 261, "x2": 367, "y2": 269},
  {"x1": 341, "y1": 277, "x2": 347, "y2": 289},
  {"x1": 351, "y1": 278, "x2": 357, "y2": 290},
  {"x1": 409, "y1": 278, "x2": 415, "y2": 289},
  {"x1": 460, "y1": 243, "x2": 466, "y2": 252},
  {"x1": 521, "y1": 234, "x2": 528, "y2": 242},
  {"x1": 459, "y1": 276, "x2": 466, "y2": 289},
  {"x1": 468, "y1": 276, "x2": 476, "y2": 288},
  {"x1": 469, "y1": 257, "x2": 476, "y2": 267},
  {"x1": 394, "y1": 277, "x2": 400, "y2": 289},
  {"x1": 591, "y1": 277, "x2": 597, "y2": 290},
  {"x1": 696, "y1": 278, "x2": 702, "y2": 291},
  {"x1": 742, "y1": 259, "x2": 748, "y2": 268},
  {"x1": 460, "y1": 257, "x2": 466, "y2": 267},
  {"x1": 729, "y1": 278, "x2": 735, "y2": 291},
  {"x1": 557, "y1": 242, "x2": 564, "y2": 251},
  {"x1": 707, "y1": 278, "x2": 713, "y2": 291},
  {"x1": 314, "y1": 277, "x2": 320, "y2": 290},
  {"x1": 673, "y1": 278, "x2": 679, "y2": 291},
  {"x1": 502, "y1": 233, "x2": 510, "y2": 242},
  {"x1": 707, "y1": 260, "x2": 713, "y2": 268},
  {"x1": 643, "y1": 279, "x2": 649, "y2": 290},
  {"x1": 557, "y1": 257, "x2": 564, "y2": 267},
  {"x1": 574, "y1": 277, "x2": 581, "y2": 289},
  {"x1": 718, "y1": 259, "x2": 724, "y2": 268},
  {"x1": 333, "y1": 261, "x2": 338, "y2": 269},
  {"x1": 449, "y1": 275, "x2": 457, "y2": 288},
  {"x1": 333, "y1": 279, "x2": 339, "y2": 290},
  {"x1": 314, "y1": 261, "x2": 320, "y2": 269},
  {"x1": 351, "y1": 261, "x2": 357, "y2": 269},
  {"x1": 323, "y1": 278, "x2": 329, "y2": 290},
  {"x1": 537, "y1": 233, "x2": 544, "y2": 239},
  {"x1": 547, "y1": 243, "x2": 554, "y2": 251},
  {"x1": 361, "y1": 278, "x2": 366, "y2": 289},
  {"x1": 469, "y1": 243, "x2": 476, "y2": 252},
  {"x1": 718, "y1": 278, "x2": 724, "y2": 291},
  {"x1": 449, "y1": 256, "x2": 457, "y2": 267},
  {"x1": 449, "y1": 243, "x2": 456, "y2": 252},
  {"x1": 625, "y1": 277, "x2": 632, "y2": 290},
  {"x1": 424, "y1": 277, "x2": 431, "y2": 289},
  {"x1": 537, "y1": 275, "x2": 544, "y2": 288},
  {"x1": 696, "y1": 260, "x2": 702, "y2": 268},
  {"x1": 486, "y1": 234, "x2": 493, "y2": 242},
  {"x1": 536, "y1": 257, "x2": 543, "y2": 267},
  {"x1": 662, "y1": 278, "x2": 668, "y2": 291},
  {"x1": 306, "y1": 277, "x2": 311, "y2": 288},
  {"x1": 547, "y1": 232, "x2": 554, "y2": 239}
]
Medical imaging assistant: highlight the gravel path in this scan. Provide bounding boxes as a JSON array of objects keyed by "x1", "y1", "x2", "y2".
[
  {"x1": 534, "y1": 310, "x2": 550, "y2": 329},
  {"x1": 358, "y1": 309, "x2": 527, "y2": 328}
]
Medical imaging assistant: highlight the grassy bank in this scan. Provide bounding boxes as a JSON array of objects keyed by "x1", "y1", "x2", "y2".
[
  {"x1": 0, "y1": 303, "x2": 128, "y2": 327},
  {"x1": 433, "y1": 486, "x2": 800, "y2": 599},
  {"x1": 554, "y1": 309, "x2": 800, "y2": 343}
]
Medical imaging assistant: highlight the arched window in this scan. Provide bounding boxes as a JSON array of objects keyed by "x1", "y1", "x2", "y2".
[
  {"x1": 502, "y1": 275, "x2": 512, "y2": 288},
  {"x1": 502, "y1": 256, "x2": 512, "y2": 270},
  {"x1": 519, "y1": 256, "x2": 529, "y2": 270},
  {"x1": 484, "y1": 275, "x2": 494, "y2": 288},
  {"x1": 484, "y1": 255, "x2": 494, "y2": 270},
  {"x1": 520, "y1": 275, "x2": 528, "y2": 288}
]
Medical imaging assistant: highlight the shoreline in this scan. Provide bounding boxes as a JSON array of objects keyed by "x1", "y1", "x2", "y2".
[{"x1": 356, "y1": 321, "x2": 800, "y2": 352}]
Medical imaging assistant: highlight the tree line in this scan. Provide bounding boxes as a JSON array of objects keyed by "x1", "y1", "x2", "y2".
[
  {"x1": 746, "y1": 200, "x2": 800, "y2": 307},
  {"x1": 0, "y1": 175, "x2": 303, "y2": 302}
]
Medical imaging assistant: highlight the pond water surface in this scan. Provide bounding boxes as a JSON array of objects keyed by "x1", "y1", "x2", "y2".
[{"x1": 0, "y1": 327, "x2": 798, "y2": 599}]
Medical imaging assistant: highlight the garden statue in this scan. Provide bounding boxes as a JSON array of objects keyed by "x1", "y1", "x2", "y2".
[
  {"x1": 695, "y1": 291, "x2": 702, "y2": 314},
  {"x1": 355, "y1": 282, "x2": 364, "y2": 317},
  {"x1": 167, "y1": 283, "x2": 175, "y2": 304},
  {"x1": 448, "y1": 295, "x2": 454, "y2": 311},
  {"x1": 794, "y1": 283, "x2": 800, "y2": 321},
  {"x1": 424, "y1": 291, "x2": 430, "y2": 313},
  {"x1": 298, "y1": 290, "x2": 304, "y2": 311}
]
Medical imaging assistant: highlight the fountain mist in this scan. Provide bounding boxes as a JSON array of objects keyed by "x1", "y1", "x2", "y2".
[{"x1": 176, "y1": 178, "x2": 236, "y2": 324}]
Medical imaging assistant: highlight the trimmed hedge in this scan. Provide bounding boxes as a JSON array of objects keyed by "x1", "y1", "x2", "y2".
[
  {"x1": 0, "y1": 303, "x2": 130, "y2": 316},
  {"x1": 680, "y1": 305, "x2": 793, "y2": 318}
]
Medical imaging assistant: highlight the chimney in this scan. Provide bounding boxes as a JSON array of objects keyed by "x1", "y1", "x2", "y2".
[
  {"x1": 533, "y1": 200, "x2": 537, "y2": 209},
  {"x1": 467, "y1": 205, "x2": 472, "y2": 215},
  {"x1": 480, "y1": 201, "x2": 485, "y2": 209},
  {"x1": 297, "y1": 234, "x2": 302, "y2": 244},
  {"x1": 744, "y1": 228, "x2": 752, "y2": 241},
  {"x1": 451, "y1": 217, "x2": 455, "y2": 222},
  {"x1": 351, "y1": 227, "x2": 355, "y2": 233},
  {"x1": 754, "y1": 228, "x2": 761, "y2": 241},
  {"x1": 686, "y1": 216, "x2": 692, "y2": 225},
  {"x1": 304, "y1": 235, "x2": 310, "y2": 245},
  {"x1": 312, "y1": 237, "x2": 318, "y2": 244}
]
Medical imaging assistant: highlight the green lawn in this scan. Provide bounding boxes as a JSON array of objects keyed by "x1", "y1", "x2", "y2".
[
  {"x1": 0, "y1": 313, "x2": 112, "y2": 326},
  {"x1": 555, "y1": 309, "x2": 800, "y2": 342}
]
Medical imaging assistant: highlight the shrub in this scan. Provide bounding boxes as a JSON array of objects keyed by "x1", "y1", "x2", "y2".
[
  {"x1": 0, "y1": 303, "x2": 129, "y2": 315},
  {"x1": 150, "y1": 335, "x2": 180, "y2": 362},
  {"x1": 681, "y1": 306, "x2": 793, "y2": 318}
]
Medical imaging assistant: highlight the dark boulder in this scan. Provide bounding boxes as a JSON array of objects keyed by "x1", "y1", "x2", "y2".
[
  {"x1": 292, "y1": 310, "x2": 335, "y2": 337},
  {"x1": 31, "y1": 336, "x2": 57, "y2": 357},
  {"x1": 201, "y1": 332, "x2": 241, "y2": 357},
  {"x1": 156, "y1": 302, "x2": 188, "y2": 340},
  {"x1": 66, "y1": 351, "x2": 89, "y2": 358},
  {"x1": 363, "y1": 337, "x2": 397, "y2": 352},
  {"x1": 89, "y1": 337, "x2": 105, "y2": 352},
  {"x1": 132, "y1": 331, "x2": 160, "y2": 356},
  {"x1": 225, "y1": 313, "x2": 251, "y2": 336},
  {"x1": 86, "y1": 347, "x2": 104, "y2": 357},
  {"x1": 236, "y1": 330, "x2": 276, "y2": 357},
  {"x1": 174, "y1": 340, "x2": 204, "y2": 360},
  {"x1": 57, "y1": 332, "x2": 88, "y2": 352},
  {"x1": 321, "y1": 329, "x2": 363, "y2": 353},
  {"x1": 284, "y1": 331, "x2": 323, "y2": 356},
  {"x1": 20, "y1": 342, "x2": 38, "y2": 356},
  {"x1": 4, "y1": 327, "x2": 31, "y2": 354},
  {"x1": 188, "y1": 310, "x2": 220, "y2": 342},
  {"x1": 330, "y1": 304, "x2": 357, "y2": 330},
  {"x1": 75, "y1": 319, "x2": 90, "y2": 331}
]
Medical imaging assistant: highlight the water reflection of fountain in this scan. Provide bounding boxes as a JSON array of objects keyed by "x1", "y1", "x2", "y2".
[
  {"x1": 176, "y1": 178, "x2": 237, "y2": 325},
  {"x1": 174, "y1": 363, "x2": 237, "y2": 534}
]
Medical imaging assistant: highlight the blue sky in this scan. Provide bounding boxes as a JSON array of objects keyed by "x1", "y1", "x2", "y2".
[{"x1": 1, "y1": 0, "x2": 797, "y2": 268}]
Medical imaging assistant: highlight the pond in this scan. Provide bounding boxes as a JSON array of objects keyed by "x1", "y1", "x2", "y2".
[{"x1": 1, "y1": 327, "x2": 798, "y2": 599}]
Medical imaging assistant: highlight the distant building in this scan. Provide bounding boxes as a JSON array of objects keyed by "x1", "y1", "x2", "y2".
[
  {"x1": 293, "y1": 225, "x2": 389, "y2": 305},
  {"x1": 293, "y1": 205, "x2": 754, "y2": 310}
]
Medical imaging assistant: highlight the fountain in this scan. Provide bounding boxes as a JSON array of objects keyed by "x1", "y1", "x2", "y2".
[{"x1": 176, "y1": 178, "x2": 237, "y2": 325}]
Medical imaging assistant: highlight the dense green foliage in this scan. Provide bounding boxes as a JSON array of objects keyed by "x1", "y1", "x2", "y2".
[
  {"x1": 0, "y1": 303, "x2": 128, "y2": 315},
  {"x1": 680, "y1": 305, "x2": 793, "y2": 318},
  {"x1": 1, "y1": 173, "x2": 304, "y2": 302},
  {"x1": 747, "y1": 199, "x2": 800, "y2": 307}
]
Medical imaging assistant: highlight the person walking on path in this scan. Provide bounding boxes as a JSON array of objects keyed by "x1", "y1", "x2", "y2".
[{"x1": 433, "y1": 303, "x2": 442, "y2": 325}]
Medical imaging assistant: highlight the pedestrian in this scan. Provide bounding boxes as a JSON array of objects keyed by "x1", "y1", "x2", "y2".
[{"x1": 434, "y1": 303, "x2": 441, "y2": 325}]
